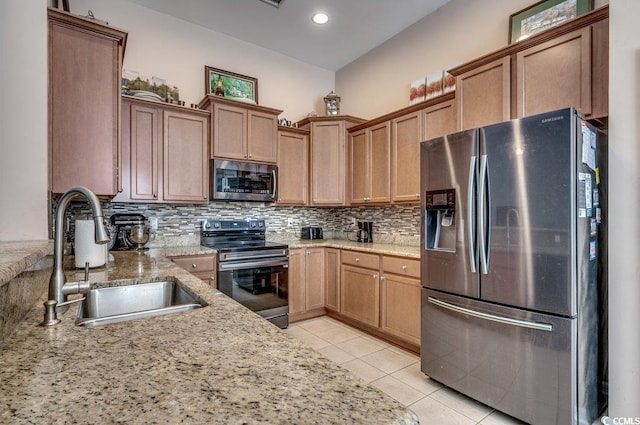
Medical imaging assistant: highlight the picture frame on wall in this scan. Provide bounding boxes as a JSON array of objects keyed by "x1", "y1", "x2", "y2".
[
  {"x1": 204, "y1": 66, "x2": 258, "y2": 104},
  {"x1": 509, "y1": 0, "x2": 593, "y2": 44}
]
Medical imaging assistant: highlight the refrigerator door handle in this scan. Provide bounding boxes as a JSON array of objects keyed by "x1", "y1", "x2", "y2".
[
  {"x1": 468, "y1": 156, "x2": 477, "y2": 273},
  {"x1": 428, "y1": 296, "x2": 553, "y2": 332},
  {"x1": 479, "y1": 154, "x2": 491, "y2": 274}
]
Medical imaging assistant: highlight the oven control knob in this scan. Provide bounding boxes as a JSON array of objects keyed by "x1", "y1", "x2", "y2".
[
  {"x1": 250, "y1": 222, "x2": 257, "y2": 228},
  {"x1": 258, "y1": 222, "x2": 264, "y2": 228},
  {"x1": 213, "y1": 222, "x2": 220, "y2": 228}
]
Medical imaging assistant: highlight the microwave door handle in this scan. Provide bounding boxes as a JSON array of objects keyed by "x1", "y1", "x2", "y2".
[{"x1": 272, "y1": 169, "x2": 277, "y2": 200}]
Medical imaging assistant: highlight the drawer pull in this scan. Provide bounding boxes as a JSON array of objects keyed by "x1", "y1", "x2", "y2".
[
  {"x1": 402, "y1": 265, "x2": 408, "y2": 271},
  {"x1": 355, "y1": 257, "x2": 360, "y2": 262},
  {"x1": 192, "y1": 264, "x2": 197, "y2": 269}
]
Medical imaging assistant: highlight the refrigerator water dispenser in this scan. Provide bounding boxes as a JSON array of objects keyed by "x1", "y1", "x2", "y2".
[{"x1": 424, "y1": 189, "x2": 456, "y2": 252}]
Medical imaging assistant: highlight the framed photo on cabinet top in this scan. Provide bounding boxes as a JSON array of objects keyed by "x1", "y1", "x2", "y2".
[
  {"x1": 204, "y1": 66, "x2": 258, "y2": 104},
  {"x1": 509, "y1": 0, "x2": 593, "y2": 44}
]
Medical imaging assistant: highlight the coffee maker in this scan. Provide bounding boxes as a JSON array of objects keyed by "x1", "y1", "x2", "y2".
[
  {"x1": 109, "y1": 213, "x2": 152, "y2": 250},
  {"x1": 357, "y1": 221, "x2": 373, "y2": 243}
]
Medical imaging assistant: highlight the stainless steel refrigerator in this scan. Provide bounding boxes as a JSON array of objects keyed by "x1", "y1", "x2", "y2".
[{"x1": 420, "y1": 108, "x2": 607, "y2": 425}]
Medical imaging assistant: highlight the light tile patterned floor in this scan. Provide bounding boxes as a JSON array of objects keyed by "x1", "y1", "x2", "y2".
[{"x1": 283, "y1": 316, "x2": 526, "y2": 425}]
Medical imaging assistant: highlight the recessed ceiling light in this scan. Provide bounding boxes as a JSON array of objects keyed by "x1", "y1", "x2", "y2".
[{"x1": 312, "y1": 13, "x2": 329, "y2": 25}]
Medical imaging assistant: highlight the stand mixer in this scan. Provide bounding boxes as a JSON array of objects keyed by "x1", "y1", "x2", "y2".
[{"x1": 108, "y1": 213, "x2": 153, "y2": 250}]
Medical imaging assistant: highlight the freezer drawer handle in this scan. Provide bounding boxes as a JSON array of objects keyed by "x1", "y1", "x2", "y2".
[{"x1": 427, "y1": 296, "x2": 553, "y2": 332}]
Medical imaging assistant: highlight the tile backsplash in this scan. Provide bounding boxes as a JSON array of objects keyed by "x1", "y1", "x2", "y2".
[{"x1": 57, "y1": 200, "x2": 421, "y2": 247}]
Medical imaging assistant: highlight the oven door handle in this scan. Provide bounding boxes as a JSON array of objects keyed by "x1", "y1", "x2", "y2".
[{"x1": 218, "y1": 258, "x2": 289, "y2": 271}]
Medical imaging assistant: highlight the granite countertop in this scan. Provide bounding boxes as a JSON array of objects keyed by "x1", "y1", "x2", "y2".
[
  {"x1": 0, "y1": 240, "x2": 53, "y2": 286},
  {"x1": 275, "y1": 238, "x2": 421, "y2": 259},
  {"x1": 0, "y1": 248, "x2": 419, "y2": 425}
]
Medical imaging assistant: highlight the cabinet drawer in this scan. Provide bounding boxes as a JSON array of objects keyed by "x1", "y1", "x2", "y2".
[
  {"x1": 341, "y1": 250, "x2": 379, "y2": 269},
  {"x1": 382, "y1": 256, "x2": 420, "y2": 278},
  {"x1": 192, "y1": 271, "x2": 217, "y2": 289},
  {"x1": 171, "y1": 255, "x2": 216, "y2": 272}
]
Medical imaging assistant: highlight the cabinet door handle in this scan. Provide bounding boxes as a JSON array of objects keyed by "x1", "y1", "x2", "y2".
[
  {"x1": 415, "y1": 193, "x2": 420, "y2": 198},
  {"x1": 373, "y1": 274, "x2": 378, "y2": 279},
  {"x1": 380, "y1": 276, "x2": 386, "y2": 281},
  {"x1": 306, "y1": 251, "x2": 311, "y2": 255},
  {"x1": 153, "y1": 193, "x2": 157, "y2": 198},
  {"x1": 248, "y1": 154, "x2": 253, "y2": 159}
]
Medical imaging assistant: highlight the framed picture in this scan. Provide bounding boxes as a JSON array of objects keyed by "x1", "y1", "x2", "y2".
[
  {"x1": 204, "y1": 66, "x2": 258, "y2": 103},
  {"x1": 509, "y1": 0, "x2": 593, "y2": 44},
  {"x1": 409, "y1": 78, "x2": 426, "y2": 105}
]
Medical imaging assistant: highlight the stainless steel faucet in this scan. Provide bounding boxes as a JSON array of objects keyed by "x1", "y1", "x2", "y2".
[{"x1": 46, "y1": 186, "x2": 110, "y2": 318}]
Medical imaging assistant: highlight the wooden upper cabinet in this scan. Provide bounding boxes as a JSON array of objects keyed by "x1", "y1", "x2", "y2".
[
  {"x1": 48, "y1": 8, "x2": 127, "y2": 196},
  {"x1": 116, "y1": 97, "x2": 209, "y2": 204},
  {"x1": 129, "y1": 104, "x2": 159, "y2": 201},
  {"x1": 247, "y1": 110, "x2": 278, "y2": 162},
  {"x1": 369, "y1": 122, "x2": 391, "y2": 203},
  {"x1": 450, "y1": 6, "x2": 608, "y2": 125},
  {"x1": 456, "y1": 56, "x2": 511, "y2": 131},
  {"x1": 277, "y1": 127, "x2": 309, "y2": 205},
  {"x1": 515, "y1": 26, "x2": 592, "y2": 118},
  {"x1": 199, "y1": 95, "x2": 282, "y2": 164},
  {"x1": 212, "y1": 103, "x2": 247, "y2": 159},
  {"x1": 349, "y1": 122, "x2": 391, "y2": 205},
  {"x1": 310, "y1": 120, "x2": 346, "y2": 205},
  {"x1": 349, "y1": 129, "x2": 369, "y2": 204},
  {"x1": 299, "y1": 116, "x2": 364, "y2": 206},
  {"x1": 424, "y1": 99, "x2": 457, "y2": 140},
  {"x1": 163, "y1": 110, "x2": 209, "y2": 203},
  {"x1": 391, "y1": 111, "x2": 422, "y2": 203}
]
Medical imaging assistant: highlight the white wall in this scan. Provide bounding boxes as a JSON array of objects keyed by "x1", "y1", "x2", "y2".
[
  {"x1": 336, "y1": 0, "x2": 608, "y2": 119},
  {"x1": 608, "y1": 0, "x2": 640, "y2": 417},
  {"x1": 0, "y1": 0, "x2": 49, "y2": 241},
  {"x1": 70, "y1": 0, "x2": 334, "y2": 122}
]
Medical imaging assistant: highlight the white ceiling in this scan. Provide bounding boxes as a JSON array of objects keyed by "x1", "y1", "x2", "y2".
[{"x1": 127, "y1": 0, "x2": 451, "y2": 71}]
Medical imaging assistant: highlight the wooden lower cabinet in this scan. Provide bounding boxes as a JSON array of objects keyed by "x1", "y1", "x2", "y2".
[
  {"x1": 340, "y1": 264, "x2": 380, "y2": 328},
  {"x1": 170, "y1": 254, "x2": 217, "y2": 288},
  {"x1": 289, "y1": 247, "x2": 325, "y2": 321},
  {"x1": 380, "y1": 256, "x2": 421, "y2": 346},
  {"x1": 324, "y1": 248, "x2": 341, "y2": 313},
  {"x1": 337, "y1": 250, "x2": 420, "y2": 351}
]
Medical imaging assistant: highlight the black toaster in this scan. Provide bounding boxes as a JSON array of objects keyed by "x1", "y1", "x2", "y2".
[{"x1": 301, "y1": 226, "x2": 323, "y2": 240}]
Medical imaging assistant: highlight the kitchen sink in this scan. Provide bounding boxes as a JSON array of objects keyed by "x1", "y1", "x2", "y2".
[{"x1": 75, "y1": 279, "x2": 205, "y2": 327}]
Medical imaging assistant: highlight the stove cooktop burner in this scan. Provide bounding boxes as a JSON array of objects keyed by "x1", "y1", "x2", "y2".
[
  {"x1": 200, "y1": 219, "x2": 288, "y2": 253},
  {"x1": 202, "y1": 240, "x2": 288, "y2": 253}
]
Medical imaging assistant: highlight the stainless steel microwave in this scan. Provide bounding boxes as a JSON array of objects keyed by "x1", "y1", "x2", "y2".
[{"x1": 211, "y1": 159, "x2": 277, "y2": 202}]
